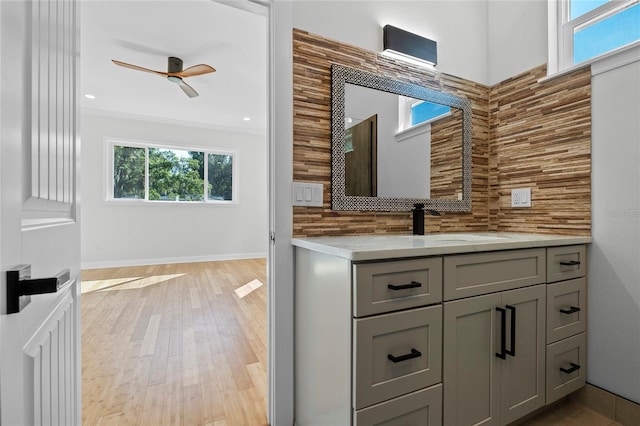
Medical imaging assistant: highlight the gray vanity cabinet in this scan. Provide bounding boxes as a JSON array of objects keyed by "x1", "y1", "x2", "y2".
[
  {"x1": 294, "y1": 248, "x2": 443, "y2": 426},
  {"x1": 443, "y1": 285, "x2": 546, "y2": 426},
  {"x1": 442, "y1": 249, "x2": 547, "y2": 426},
  {"x1": 292, "y1": 236, "x2": 590, "y2": 426},
  {"x1": 545, "y1": 245, "x2": 587, "y2": 404}
]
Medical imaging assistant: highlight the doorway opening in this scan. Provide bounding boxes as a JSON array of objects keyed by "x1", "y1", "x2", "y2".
[{"x1": 79, "y1": 0, "x2": 270, "y2": 424}]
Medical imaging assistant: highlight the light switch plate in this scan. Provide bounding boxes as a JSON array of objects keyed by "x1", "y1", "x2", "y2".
[
  {"x1": 511, "y1": 188, "x2": 531, "y2": 207},
  {"x1": 292, "y1": 182, "x2": 323, "y2": 207}
]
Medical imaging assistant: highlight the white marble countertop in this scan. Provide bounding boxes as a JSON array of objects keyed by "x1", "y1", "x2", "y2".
[{"x1": 291, "y1": 232, "x2": 592, "y2": 261}]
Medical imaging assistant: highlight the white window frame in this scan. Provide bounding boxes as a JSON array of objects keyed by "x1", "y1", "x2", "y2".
[
  {"x1": 105, "y1": 138, "x2": 238, "y2": 204},
  {"x1": 550, "y1": 0, "x2": 640, "y2": 75}
]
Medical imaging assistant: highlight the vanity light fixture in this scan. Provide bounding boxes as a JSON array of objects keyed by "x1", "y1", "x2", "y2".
[{"x1": 382, "y1": 25, "x2": 437, "y2": 67}]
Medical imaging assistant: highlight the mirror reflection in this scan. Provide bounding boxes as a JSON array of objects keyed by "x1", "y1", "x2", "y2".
[
  {"x1": 331, "y1": 64, "x2": 472, "y2": 212},
  {"x1": 344, "y1": 83, "x2": 463, "y2": 200}
]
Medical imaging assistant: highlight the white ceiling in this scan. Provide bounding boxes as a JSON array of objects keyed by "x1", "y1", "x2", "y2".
[{"x1": 80, "y1": 0, "x2": 267, "y2": 133}]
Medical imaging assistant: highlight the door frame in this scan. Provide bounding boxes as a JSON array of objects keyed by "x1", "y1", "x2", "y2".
[{"x1": 215, "y1": 1, "x2": 294, "y2": 424}]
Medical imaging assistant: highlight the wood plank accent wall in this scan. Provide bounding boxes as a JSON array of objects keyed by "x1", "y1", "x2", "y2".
[
  {"x1": 292, "y1": 29, "x2": 490, "y2": 237},
  {"x1": 431, "y1": 109, "x2": 464, "y2": 200},
  {"x1": 489, "y1": 65, "x2": 591, "y2": 235},
  {"x1": 292, "y1": 29, "x2": 591, "y2": 237}
]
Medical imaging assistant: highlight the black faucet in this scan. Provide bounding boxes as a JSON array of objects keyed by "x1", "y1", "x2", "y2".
[
  {"x1": 412, "y1": 204, "x2": 425, "y2": 235},
  {"x1": 412, "y1": 204, "x2": 441, "y2": 235}
]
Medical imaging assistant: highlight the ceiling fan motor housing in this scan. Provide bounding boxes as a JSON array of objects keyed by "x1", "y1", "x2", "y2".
[{"x1": 168, "y1": 56, "x2": 183, "y2": 73}]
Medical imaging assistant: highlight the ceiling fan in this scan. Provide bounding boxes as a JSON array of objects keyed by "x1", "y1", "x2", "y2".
[{"x1": 112, "y1": 56, "x2": 216, "y2": 98}]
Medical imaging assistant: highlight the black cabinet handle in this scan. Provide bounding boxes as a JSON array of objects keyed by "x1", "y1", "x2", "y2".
[
  {"x1": 388, "y1": 281, "x2": 422, "y2": 291},
  {"x1": 506, "y1": 305, "x2": 516, "y2": 357},
  {"x1": 559, "y1": 260, "x2": 581, "y2": 266},
  {"x1": 560, "y1": 306, "x2": 581, "y2": 315},
  {"x1": 387, "y1": 348, "x2": 422, "y2": 363},
  {"x1": 496, "y1": 307, "x2": 506, "y2": 360},
  {"x1": 560, "y1": 362, "x2": 581, "y2": 374}
]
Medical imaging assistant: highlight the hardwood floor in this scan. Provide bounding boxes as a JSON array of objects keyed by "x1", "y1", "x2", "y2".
[
  {"x1": 518, "y1": 398, "x2": 623, "y2": 426},
  {"x1": 82, "y1": 259, "x2": 622, "y2": 426},
  {"x1": 81, "y1": 259, "x2": 267, "y2": 426}
]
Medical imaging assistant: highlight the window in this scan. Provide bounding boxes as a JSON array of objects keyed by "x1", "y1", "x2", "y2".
[
  {"x1": 109, "y1": 141, "x2": 236, "y2": 203},
  {"x1": 554, "y1": 0, "x2": 640, "y2": 71}
]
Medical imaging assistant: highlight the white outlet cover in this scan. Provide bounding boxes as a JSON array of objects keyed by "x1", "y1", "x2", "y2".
[{"x1": 511, "y1": 188, "x2": 531, "y2": 208}]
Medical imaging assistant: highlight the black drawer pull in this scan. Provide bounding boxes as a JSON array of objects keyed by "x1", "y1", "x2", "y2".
[
  {"x1": 387, "y1": 348, "x2": 422, "y2": 363},
  {"x1": 559, "y1": 260, "x2": 581, "y2": 266},
  {"x1": 560, "y1": 362, "x2": 581, "y2": 374},
  {"x1": 560, "y1": 306, "x2": 581, "y2": 315},
  {"x1": 496, "y1": 307, "x2": 506, "y2": 360},
  {"x1": 388, "y1": 281, "x2": 422, "y2": 291},
  {"x1": 506, "y1": 305, "x2": 516, "y2": 357}
]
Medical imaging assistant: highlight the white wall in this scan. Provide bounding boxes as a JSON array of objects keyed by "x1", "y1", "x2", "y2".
[
  {"x1": 292, "y1": 0, "x2": 490, "y2": 85},
  {"x1": 590, "y1": 60, "x2": 640, "y2": 404},
  {"x1": 293, "y1": 0, "x2": 551, "y2": 89},
  {"x1": 487, "y1": 0, "x2": 548, "y2": 85},
  {"x1": 81, "y1": 113, "x2": 268, "y2": 268}
]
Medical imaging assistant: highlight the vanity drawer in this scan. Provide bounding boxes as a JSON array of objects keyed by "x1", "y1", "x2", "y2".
[
  {"x1": 353, "y1": 384, "x2": 442, "y2": 426},
  {"x1": 353, "y1": 305, "x2": 442, "y2": 409},
  {"x1": 547, "y1": 278, "x2": 587, "y2": 344},
  {"x1": 546, "y1": 332, "x2": 587, "y2": 404},
  {"x1": 547, "y1": 245, "x2": 586, "y2": 283},
  {"x1": 353, "y1": 257, "x2": 442, "y2": 317},
  {"x1": 443, "y1": 248, "x2": 546, "y2": 301}
]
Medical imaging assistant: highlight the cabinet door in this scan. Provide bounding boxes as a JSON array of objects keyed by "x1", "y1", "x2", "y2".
[
  {"x1": 444, "y1": 293, "x2": 502, "y2": 426},
  {"x1": 500, "y1": 285, "x2": 546, "y2": 425}
]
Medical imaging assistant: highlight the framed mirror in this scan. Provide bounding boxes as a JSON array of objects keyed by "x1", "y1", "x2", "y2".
[{"x1": 331, "y1": 64, "x2": 472, "y2": 212}]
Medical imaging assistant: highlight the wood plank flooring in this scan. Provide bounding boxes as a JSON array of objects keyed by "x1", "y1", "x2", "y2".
[
  {"x1": 81, "y1": 259, "x2": 267, "y2": 426},
  {"x1": 518, "y1": 398, "x2": 623, "y2": 426},
  {"x1": 82, "y1": 259, "x2": 622, "y2": 426}
]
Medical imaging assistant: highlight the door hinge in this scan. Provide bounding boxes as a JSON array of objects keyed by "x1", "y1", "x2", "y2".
[{"x1": 270, "y1": 231, "x2": 276, "y2": 244}]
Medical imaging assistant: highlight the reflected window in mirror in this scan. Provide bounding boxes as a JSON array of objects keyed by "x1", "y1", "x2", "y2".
[{"x1": 398, "y1": 96, "x2": 451, "y2": 132}]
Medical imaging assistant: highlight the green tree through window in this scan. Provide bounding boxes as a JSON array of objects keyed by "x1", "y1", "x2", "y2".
[
  {"x1": 148, "y1": 148, "x2": 205, "y2": 201},
  {"x1": 112, "y1": 143, "x2": 234, "y2": 202},
  {"x1": 208, "y1": 154, "x2": 233, "y2": 200},
  {"x1": 113, "y1": 146, "x2": 145, "y2": 199}
]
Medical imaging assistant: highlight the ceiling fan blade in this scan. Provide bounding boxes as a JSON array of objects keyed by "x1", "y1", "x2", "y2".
[
  {"x1": 112, "y1": 59, "x2": 168, "y2": 76},
  {"x1": 176, "y1": 64, "x2": 216, "y2": 78},
  {"x1": 178, "y1": 79, "x2": 199, "y2": 98}
]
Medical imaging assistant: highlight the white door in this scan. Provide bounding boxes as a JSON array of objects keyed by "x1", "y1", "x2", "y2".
[{"x1": 0, "y1": 0, "x2": 81, "y2": 424}]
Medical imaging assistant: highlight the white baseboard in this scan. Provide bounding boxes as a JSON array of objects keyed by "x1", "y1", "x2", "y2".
[{"x1": 81, "y1": 252, "x2": 268, "y2": 270}]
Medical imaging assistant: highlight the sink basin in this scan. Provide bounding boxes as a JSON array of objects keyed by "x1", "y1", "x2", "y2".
[{"x1": 406, "y1": 234, "x2": 509, "y2": 243}]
